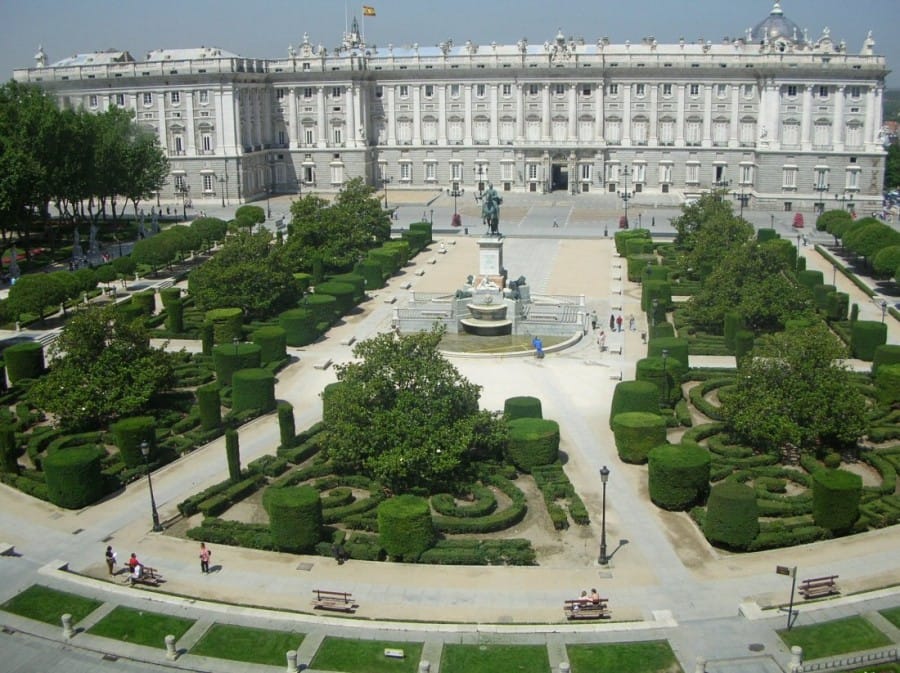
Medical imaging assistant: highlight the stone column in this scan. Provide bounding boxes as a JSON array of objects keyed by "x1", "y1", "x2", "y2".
[
  {"x1": 288, "y1": 88, "x2": 298, "y2": 148},
  {"x1": 165, "y1": 634, "x2": 177, "y2": 661},
  {"x1": 567, "y1": 84, "x2": 577, "y2": 140},
  {"x1": 464, "y1": 85, "x2": 474, "y2": 145},
  {"x1": 595, "y1": 81, "x2": 604, "y2": 141},
  {"x1": 438, "y1": 85, "x2": 448, "y2": 144},
  {"x1": 789, "y1": 645, "x2": 803, "y2": 673},
  {"x1": 346, "y1": 84, "x2": 358, "y2": 147},
  {"x1": 515, "y1": 83, "x2": 525, "y2": 141},
  {"x1": 490, "y1": 84, "x2": 500, "y2": 145},
  {"x1": 541, "y1": 84, "x2": 551, "y2": 140},
  {"x1": 412, "y1": 85, "x2": 422, "y2": 146},
  {"x1": 61, "y1": 613, "x2": 74, "y2": 640},
  {"x1": 832, "y1": 85, "x2": 845, "y2": 151},
  {"x1": 729, "y1": 85, "x2": 740, "y2": 147},
  {"x1": 386, "y1": 86, "x2": 396, "y2": 145},
  {"x1": 418, "y1": 661, "x2": 431, "y2": 673},
  {"x1": 286, "y1": 650, "x2": 299, "y2": 673},
  {"x1": 621, "y1": 83, "x2": 632, "y2": 146},
  {"x1": 702, "y1": 84, "x2": 713, "y2": 147},
  {"x1": 649, "y1": 85, "x2": 659, "y2": 145},
  {"x1": 675, "y1": 84, "x2": 685, "y2": 145}
]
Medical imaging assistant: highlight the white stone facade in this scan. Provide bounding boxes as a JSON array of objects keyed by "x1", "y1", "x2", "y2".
[{"x1": 14, "y1": 3, "x2": 889, "y2": 212}]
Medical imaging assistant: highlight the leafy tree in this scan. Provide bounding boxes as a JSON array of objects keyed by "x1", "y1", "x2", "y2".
[
  {"x1": 187, "y1": 230, "x2": 300, "y2": 319},
  {"x1": 29, "y1": 305, "x2": 176, "y2": 431},
  {"x1": 723, "y1": 322, "x2": 867, "y2": 453},
  {"x1": 234, "y1": 205, "x2": 265, "y2": 225},
  {"x1": 7, "y1": 273, "x2": 67, "y2": 322},
  {"x1": 95, "y1": 263, "x2": 117, "y2": 289},
  {"x1": 885, "y1": 143, "x2": 900, "y2": 192},
  {"x1": 843, "y1": 220, "x2": 900, "y2": 264},
  {"x1": 816, "y1": 209, "x2": 853, "y2": 244},
  {"x1": 672, "y1": 193, "x2": 739, "y2": 250},
  {"x1": 190, "y1": 217, "x2": 228, "y2": 250},
  {"x1": 111, "y1": 255, "x2": 136, "y2": 286},
  {"x1": 322, "y1": 328, "x2": 498, "y2": 492},
  {"x1": 873, "y1": 245, "x2": 900, "y2": 278}
]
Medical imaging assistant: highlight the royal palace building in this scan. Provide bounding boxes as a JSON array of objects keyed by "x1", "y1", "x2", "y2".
[{"x1": 12, "y1": 2, "x2": 890, "y2": 213}]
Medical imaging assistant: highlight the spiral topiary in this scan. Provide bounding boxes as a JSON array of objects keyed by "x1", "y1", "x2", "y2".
[
  {"x1": 232, "y1": 368, "x2": 276, "y2": 414},
  {"x1": 506, "y1": 417, "x2": 560, "y2": 472},
  {"x1": 503, "y1": 396, "x2": 543, "y2": 420},
  {"x1": 703, "y1": 481, "x2": 759, "y2": 551},
  {"x1": 611, "y1": 412, "x2": 667, "y2": 464},
  {"x1": 812, "y1": 469, "x2": 861, "y2": 533},
  {"x1": 212, "y1": 342, "x2": 262, "y2": 387},
  {"x1": 377, "y1": 494, "x2": 436, "y2": 561},
  {"x1": 4, "y1": 342, "x2": 44, "y2": 384},
  {"x1": 609, "y1": 381, "x2": 660, "y2": 429},
  {"x1": 196, "y1": 383, "x2": 222, "y2": 431},
  {"x1": 278, "y1": 307, "x2": 318, "y2": 346},
  {"x1": 111, "y1": 416, "x2": 156, "y2": 468},
  {"x1": 44, "y1": 445, "x2": 107, "y2": 509},
  {"x1": 264, "y1": 485, "x2": 323, "y2": 553},
  {"x1": 251, "y1": 326, "x2": 287, "y2": 364},
  {"x1": 851, "y1": 320, "x2": 887, "y2": 361},
  {"x1": 648, "y1": 442, "x2": 711, "y2": 510}
]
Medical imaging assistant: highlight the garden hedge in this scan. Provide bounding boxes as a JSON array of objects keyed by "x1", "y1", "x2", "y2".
[
  {"x1": 377, "y1": 494, "x2": 436, "y2": 561},
  {"x1": 263, "y1": 485, "x2": 322, "y2": 553},
  {"x1": 200, "y1": 322, "x2": 214, "y2": 355},
  {"x1": 278, "y1": 402, "x2": 295, "y2": 450},
  {"x1": 627, "y1": 255, "x2": 656, "y2": 284},
  {"x1": 196, "y1": 383, "x2": 222, "y2": 431},
  {"x1": 647, "y1": 337, "x2": 689, "y2": 376},
  {"x1": 327, "y1": 273, "x2": 366, "y2": 304},
  {"x1": 723, "y1": 311, "x2": 743, "y2": 353},
  {"x1": 609, "y1": 381, "x2": 660, "y2": 428},
  {"x1": 796, "y1": 269, "x2": 824, "y2": 291},
  {"x1": 401, "y1": 230, "x2": 429, "y2": 255},
  {"x1": 231, "y1": 368, "x2": 276, "y2": 414},
  {"x1": 652, "y1": 322, "x2": 675, "y2": 339},
  {"x1": 812, "y1": 284, "x2": 836, "y2": 311},
  {"x1": 225, "y1": 429, "x2": 241, "y2": 482},
  {"x1": 641, "y1": 279, "x2": 672, "y2": 312},
  {"x1": 409, "y1": 221, "x2": 433, "y2": 244},
  {"x1": 614, "y1": 229, "x2": 651, "y2": 256},
  {"x1": 111, "y1": 416, "x2": 156, "y2": 468},
  {"x1": 314, "y1": 281, "x2": 355, "y2": 316},
  {"x1": 251, "y1": 326, "x2": 287, "y2": 364},
  {"x1": 212, "y1": 342, "x2": 262, "y2": 386},
  {"x1": 0, "y1": 424, "x2": 19, "y2": 473},
  {"x1": 293, "y1": 272, "x2": 313, "y2": 293},
  {"x1": 635, "y1": 356, "x2": 681, "y2": 407},
  {"x1": 625, "y1": 237, "x2": 654, "y2": 256},
  {"x1": 204, "y1": 307, "x2": 243, "y2": 344},
  {"x1": 506, "y1": 418, "x2": 560, "y2": 472},
  {"x1": 503, "y1": 396, "x2": 543, "y2": 420},
  {"x1": 159, "y1": 287, "x2": 181, "y2": 308},
  {"x1": 648, "y1": 442, "x2": 711, "y2": 510},
  {"x1": 734, "y1": 329, "x2": 755, "y2": 363},
  {"x1": 278, "y1": 307, "x2": 318, "y2": 346},
  {"x1": 4, "y1": 342, "x2": 44, "y2": 384},
  {"x1": 368, "y1": 247, "x2": 401, "y2": 275},
  {"x1": 825, "y1": 292, "x2": 849, "y2": 322},
  {"x1": 354, "y1": 260, "x2": 386, "y2": 290},
  {"x1": 812, "y1": 469, "x2": 862, "y2": 533},
  {"x1": 117, "y1": 301, "x2": 144, "y2": 323},
  {"x1": 384, "y1": 239, "x2": 412, "y2": 265},
  {"x1": 851, "y1": 320, "x2": 887, "y2": 361},
  {"x1": 611, "y1": 412, "x2": 667, "y2": 464},
  {"x1": 132, "y1": 290, "x2": 156, "y2": 316},
  {"x1": 756, "y1": 228, "x2": 778, "y2": 243},
  {"x1": 874, "y1": 363, "x2": 900, "y2": 406},
  {"x1": 703, "y1": 481, "x2": 759, "y2": 551},
  {"x1": 165, "y1": 297, "x2": 184, "y2": 333},
  {"x1": 872, "y1": 345, "x2": 900, "y2": 376},
  {"x1": 301, "y1": 293, "x2": 339, "y2": 329},
  {"x1": 44, "y1": 445, "x2": 107, "y2": 509}
]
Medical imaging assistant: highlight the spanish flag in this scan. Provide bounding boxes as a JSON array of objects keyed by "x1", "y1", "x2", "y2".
[{"x1": 362, "y1": 5, "x2": 375, "y2": 16}]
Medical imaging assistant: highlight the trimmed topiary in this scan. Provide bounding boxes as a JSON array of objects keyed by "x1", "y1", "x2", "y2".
[
  {"x1": 611, "y1": 412, "x2": 667, "y2": 464},
  {"x1": 756, "y1": 228, "x2": 778, "y2": 243},
  {"x1": 279, "y1": 307, "x2": 318, "y2": 346},
  {"x1": 369, "y1": 247, "x2": 401, "y2": 275},
  {"x1": 293, "y1": 272, "x2": 313, "y2": 293},
  {"x1": 111, "y1": 416, "x2": 156, "y2": 468},
  {"x1": 321, "y1": 382, "x2": 344, "y2": 419},
  {"x1": 301, "y1": 293, "x2": 339, "y2": 329},
  {"x1": 642, "y1": 265, "x2": 669, "y2": 283},
  {"x1": 796, "y1": 269, "x2": 824, "y2": 291},
  {"x1": 851, "y1": 320, "x2": 887, "y2": 361},
  {"x1": 327, "y1": 273, "x2": 366, "y2": 304},
  {"x1": 200, "y1": 322, "x2": 214, "y2": 356},
  {"x1": 506, "y1": 418, "x2": 560, "y2": 472},
  {"x1": 812, "y1": 284, "x2": 836, "y2": 311},
  {"x1": 651, "y1": 321, "x2": 675, "y2": 339},
  {"x1": 0, "y1": 424, "x2": 19, "y2": 474},
  {"x1": 703, "y1": 481, "x2": 759, "y2": 550},
  {"x1": 278, "y1": 402, "x2": 295, "y2": 449},
  {"x1": 263, "y1": 485, "x2": 322, "y2": 553},
  {"x1": 503, "y1": 396, "x2": 543, "y2": 420},
  {"x1": 204, "y1": 308, "x2": 243, "y2": 344},
  {"x1": 132, "y1": 290, "x2": 156, "y2": 316},
  {"x1": 825, "y1": 292, "x2": 849, "y2": 322},
  {"x1": 723, "y1": 311, "x2": 743, "y2": 353},
  {"x1": 625, "y1": 237, "x2": 654, "y2": 256},
  {"x1": 648, "y1": 337, "x2": 689, "y2": 377},
  {"x1": 44, "y1": 445, "x2": 107, "y2": 509},
  {"x1": 408, "y1": 221, "x2": 433, "y2": 244},
  {"x1": 614, "y1": 229, "x2": 652, "y2": 256},
  {"x1": 401, "y1": 230, "x2": 429, "y2": 255},
  {"x1": 251, "y1": 326, "x2": 287, "y2": 364},
  {"x1": 225, "y1": 429, "x2": 241, "y2": 482},
  {"x1": 354, "y1": 259, "x2": 386, "y2": 290},
  {"x1": 648, "y1": 442, "x2": 711, "y2": 510},
  {"x1": 812, "y1": 469, "x2": 861, "y2": 533},
  {"x1": 873, "y1": 344, "x2": 900, "y2": 375},
  {"x1": 635, "y1": 356, "x2": 681, "y2": 407},
  {"x1": 232, "y1": 368, "x2": 276, "y2": 414},
  {"x1": 383, "y1": 240, "x2": 412, "y2": 265},
  {"x1": 314, "y1": 281, "x2": 355, "y2": 317},
  {"x1": 377, "y1": 494, "x2": 436, "y2": 561},
  {"x1": 165, "y1": 297, "x2": 184, "y2": 333},
  {"x1": 159, "y1": 287, "x2": 181, "y2": 308},
  {"x1": 734, "y1": 329, "x2": 755, "y2": 363},
  {"x1": 641, "y1": 279, "x2": 672, "y2": 312},
  {"x1": 117, "y1": 301, "x2": 144, "y2": 324},
  {"x1": 4, "y1": 342, "x2": 44, "y2": 384},
  {"x1": 196, "y1": 383, "x2": 222, "y2": 431},
  {"x1": 609, "y1": 381, "x2": 660, "y2": 429},
  {"x1": 875, "y1": 364, "x2": 900, "y2": 406},
  {"x1": 212, "y1": 342, "x2": 262, "y2": 387}
]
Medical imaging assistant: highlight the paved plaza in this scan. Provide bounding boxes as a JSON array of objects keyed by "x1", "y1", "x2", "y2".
[{"x1": 0, "y1": 190, "x2": 898, "y2": 672}]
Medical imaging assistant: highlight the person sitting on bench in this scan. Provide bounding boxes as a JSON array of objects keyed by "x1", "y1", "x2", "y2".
[
  {"x1": 590, "y1": 588, "x2": 601, "y2": 604},
  {"x1": 132, "y1": 563, "x2": 144, "y2": 581}
]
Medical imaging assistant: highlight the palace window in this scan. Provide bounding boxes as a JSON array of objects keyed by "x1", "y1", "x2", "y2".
[
  {"x1": 782, "y1": 166, "x2": 798, "y2": 189},
  {"x1": 202, "y1": 175, "x2": 213, "y2": 192},
  {"x1": 689, "y1": 84, "x2": 700, "y2": 96},
  {"x1": 142, "y1": 92, "x2": 152, "y2": 105},
  {"x1": 198, "y1": 90, "x2": 208, "y2": 104},
  {"x1": 171, "y1": 91, "x2": 180, "y2": 104},
  {"x1": 502, "y1": 83, "x2": 512, "y2": 96}
]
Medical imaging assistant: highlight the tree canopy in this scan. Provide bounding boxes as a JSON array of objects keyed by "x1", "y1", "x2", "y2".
[
  {"x1": 722, "y1": 322, "x2": 867, "y2": 453},
  {"x1": 29, "y1": 305, "x2": 176, "y2": 431},
  {"x1": 322, "y1": 328, "x2": 502, "y2": 492}
]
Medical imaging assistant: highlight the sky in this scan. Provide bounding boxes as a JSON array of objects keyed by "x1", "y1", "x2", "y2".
[{"x1": 1, "y1": 0, "x2": 897, "y2": 86}]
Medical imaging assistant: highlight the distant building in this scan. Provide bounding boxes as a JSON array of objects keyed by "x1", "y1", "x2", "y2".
[{"x1": 14, "y1": 1, "x2": 889, "y2": 213}]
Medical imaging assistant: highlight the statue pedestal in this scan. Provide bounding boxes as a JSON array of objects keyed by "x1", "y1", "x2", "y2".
[{"x1": 475, "y1": 237, "x2": 505, "y2": 288}]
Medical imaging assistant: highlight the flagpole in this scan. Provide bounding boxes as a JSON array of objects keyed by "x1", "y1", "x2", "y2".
[{"x1": 361, "y1": 6, "x2": 365, "y2": 44}]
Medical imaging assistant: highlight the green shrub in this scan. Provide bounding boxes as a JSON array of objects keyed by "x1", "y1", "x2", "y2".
[
  {"x1": 263, "y1": 485, "x2": 322, "y2": 553},
  {"x1": 353, "y1": 260, "x2": 385, "y2": 290},
  {"x1": 4, "y1": 342, "x2": 44, "y2": 384},
  {"x1": 212, "y1": 342, "x2": 262, "y2": 387},
  {"x1": 734, "y1": 329, "x2": 755, "y2": 363},
  {"x1": 703, "y1": 481, "x2": 759, "y2": 550},
  {"x1": 159, "y1": 287, "x2": 181, "y2": 307},
  {"x1": 874, "y1": 363, "x2": 900, "y2": 406},
  {"x1": 377, "y1": 494, "x2": 436, "y2": 561},
  {"x1": 408, "y1": 221, "x2": 433, "y2": 244},
  {"x1": 132, "y1": 290, "x2": 156, "y2": 316},
  {"x1": 609, "y1": 381, "x2": 660, "y2": 428},
  {"x1": 506, "y1": 418, "x2": 559, "y2": 472},
  {"x1": 648, "y1": 442, "x2": 711, "y2": 510},
  {"x1": 204, "y1": 307, "x2": 243, "y2": 344},
  {"x1": 278, "y1": 308, "x2": 318, "y2": 346},
  {"x1": 614, "y1": 229, "x2": 651, "y2": 255},
  {"x1": 611, "y1": 412, "x2": 667, "y2": 464},
  {"x1": 641, "y1": 279, "x2": 672, "y2": 312},
  {"x1": 503, "y1": 396, "x2": 542, "y2": 420},
  {"x1": 43, "y1": 445, "x2": 107, "y2": 509},
  {"x1": 652, "y1": 321, "x2": 675, "y2": 339},
  {"x1": 813, "y1": 469, "x2": 861, "y2": 533},
  {"x1": 165, "y1": 297, "x2": 184, "y2": 332},
  {"x1": 327, "y1": 273, "x2": 366, "y2": 304},
  {"x1": 196, "y1": 383, "x2": 222, "y2": 431},
  {"x1": 251, "y1": 326, "x2": 287, "y2": 364},
  {"x1": 851, "y1": 320, "x2": 888, "y2": 361},
  {"x1": 825, "y1": 292, "x2": 849, "y2": 322},
  {"x1": 277, "y1": 402, "x2": 295, "y2": 450},
  {"x1": 723, "y1": 311, "x2": 743, "y2": 353},
  {"x1": 111, "y1": 416, "x2": 155, "y2": 468},
  {"x1": 225, "y1": 429, "x2": 241, "y2": 482},
  {"x1": 430, "y1": 485, "x2": 497, "y2": 518},
  {"x1": 231, "y1": 368, "x2": 275, "y2": 414},
  {"x1": 647, "y1": 338, "x2": 689, "y2": 376},
  {"x1": 756, "y1": 228, "x2": 778, "y2": 243},
  {"x1": 628, "y1": 254, "x2": 658, "y2": 282},
  {"x1": 635, "y1": 356, "x2": 681, "y2": 407},
  {"x1": 873, "y1": 344, "x2": 900, "y2": 375}
]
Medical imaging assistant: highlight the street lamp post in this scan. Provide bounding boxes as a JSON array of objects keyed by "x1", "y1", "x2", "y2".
[
  {"x1": 813, "y1": 182, "x2": 829, "y2": 215},
  {"x1": 598, "y1": 465, "x2": 610, "y2": 564},
  {"x1": 732, "y1": 186, "x2": 751, "y2": 219},
  {"x1": 661, "y1": 348, "x2": 670, "y2": 407},
  {"x1": 266, "y1": 187, "x2": 271, "y2": 220},
  {"x1": 473, "y1": 165, "x2": 488, "y2": 194},
  {"x1": 618, "y1": 166, "x2": 632, "y2": 228},
  {"x1": 447, "y1": 185, "x2": 464, "y2": 227},
  {"x1": 141, "y1": 441, "x2": 163, "y2": 532},
  {"x1": 651, "y1": 298, "x2": 658, "y2": 330},
  {"x1": 218, "y1": 176, "x2": 226, "y2": 208},
  {"x1": 382, "y1": 176, "x2": 393, "y2": 208},
  {"x1": 714, "y1": 179, "x2": 731, "y2": 203},
  {"x1": 881, "y1": 300, "x2": 888, "y2": 324}
]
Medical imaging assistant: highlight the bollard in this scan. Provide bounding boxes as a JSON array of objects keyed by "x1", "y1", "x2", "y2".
[
  {"x1": 695, "y1": 657, "x2": 707, "y2": 673},
  {"x1": 418, "y1": 661, "x2": 431, "y2": 673},
  {"x1": 165, "y1": 634, "x2": 177, "y2": 661},
  {"x1": 61, "y1": 613, "x2": 74, "y2": 639},
  {"x1": 15, "y1": 321, "x2": 20, "y2": 332},
  {"x1": 559, "y1": 663, "x2": 571, "y2": 673},
  {"x1": 789, "y1": 646, "x2": 803, "y2": 673},
  {"x1": 286, "y1": 650, "x2": 298, "y2": 673}
]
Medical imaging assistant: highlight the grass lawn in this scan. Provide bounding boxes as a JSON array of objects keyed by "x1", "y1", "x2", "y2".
[
  {"x1": 778, "y1": 616, "x2": 892, "y2": 659},
  {"x1": 190, "y1": 623, "x2": 305, "y2": 666},
  {"x1": 441, "y1": 644, "x2": 550, "y2": 673},
  {"x1": 566, "y1": 640, "x2": 682, "y2": 673},
  {"x1": 87, "y1": 606, "x2": 195, "y2": 649},
  {"x1": 880, "y1": 606, "x2": 900, "y2": 630},
  {"x1": 0, "y1": 584, "x2": 102, "y2": 625},
  {"x1": 309, "y1": 637, "x2": 423, "y2": 673}
]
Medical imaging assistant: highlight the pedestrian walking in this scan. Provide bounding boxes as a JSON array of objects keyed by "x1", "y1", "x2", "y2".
[
  {"x1": 597, "y1": 330, "x2": 606, "y2": 351},
  {"x1": 590, "y1": 310, "x2": 598, "y2": 330},
  {"x1": 199, "y1": 542, "x2": 211, "y2": 574},
  {"x1": 105, "y1": 545, "x2": 117, "y2": 576},
  {"x1": 628, "y1": 315, "x2": 636, "y2": 332},
  {"x1": 553, "y1": 219, "x2": 559, "y2": 228},
  {"x1": 616, "y1": 315, "x2": 623, "y2": 332},
  {"x1": 609, "y1": 314, "x2": 616, "y2": 331}
]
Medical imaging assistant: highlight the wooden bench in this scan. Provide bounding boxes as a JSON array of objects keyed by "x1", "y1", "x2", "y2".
[
  {"x1": 799, "y1": 575, "x2": 839, "y2": 599},
  {"x1": 608, "y1": 345, "x2": 623, "y2": 355},
  {"x1": 129, "y1": 567, "x2": 163, "y2": 588},
  {"x1": 563, "y1": 598, "x2": 610, "y2": 620},
  {"x1": 313, "y1": 359, "x2": 333, "y2": 371},
  {"x1": 311, "y1": 589, "x2": 358, "y2": 613}
]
